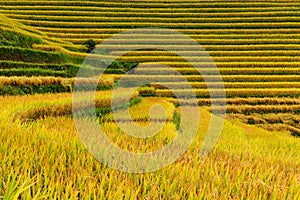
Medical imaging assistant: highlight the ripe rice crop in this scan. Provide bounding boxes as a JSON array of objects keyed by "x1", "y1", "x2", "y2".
[
  {"x1": 2, "y1": 1, "x2": 300, "y2": 8},
  {"x1": 221, "y1": 105, "x2": 300, "y2": 114},
  {"x1": 138, "y1": 62, "x2": 300, "y2": 68},
  {"x1": 110, "y1": 50, "x2": 300, "y2": 57},
  {"x1": 65, "y1": 38, "x2": 300, "y2": 46},
  {"x1": 169, "y1": 97, "x2": 300, "y2": 106},
  {"x1": 15, "y1": 89, "x2": 139, "y2": 122},
  {"x1": 33, "y1": 27, "x2": 300, "y2": 35},
  {"x1": 133, "y1": 67, "x2": 300, "y2": 75},
  {"x1": 102, "y1": 98, "x2": 175, "y2": 123},
  {"x1": 0, "y1": 75, "x2": 115, "y2": 95},
  {"x1": 4, "y1": 10, "x2": 298, "y2": 18},
  {"x1": 93, "y1": 55, "x2": 300, "y2": 63},
  {"x1": 44, "y1": 33, "x2": 300, "y2": 43},
  {"x1": 156, "y1": 88, "x2": 300, "y2": 98},
  {"x1": 95, "y1": 38, "x2": 300, "y2": 45},
  {"x1": 226, "y1": 113, "x2": 300, "y2": 136},
  {"x1": 7, "y1": 14, "x2": 300, "y2": 24},
  {"x1": 0, "y1": 76, "x2": 63, "y2": 86},
  {"x1": 150, "y1": 82, "x2": 300, "y2": 89},
  {"x1": 17, "y1": 19, "x2": 300, "y2": 29},
  {"x1": 1, "y1": 0, "x2": 300, "y2": 198},
  {"x1": 229, "y1": 113, "x2": 300, "y2": 124},
  {"x1": 117, "y1": 74, "x2": 300, "y2": 82},
  {"x1": 0, "y1": 75, "x2": 114, "y2": 87},
  {"x1": 2, "y1": 0, "x2": 299, "y2": 3},
  {"x1": 32, "y1": 44, "x2": 60, "y2": 51},
  {"x1": 2, "y1": 5, "x2": 300, "y2": 13},
  {"x1": 0, "y1": 93, "x2": 299, "y2": 198},
  {"x1": 77, "y1": 44, "x2": 300, "y2": 51}
]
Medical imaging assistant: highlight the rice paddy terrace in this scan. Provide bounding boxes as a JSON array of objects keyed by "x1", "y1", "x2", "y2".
[
  {"x1": 1, "y1": 0, "x2": 300, "y2": 198},
  {"x1": 0, "y1": 0, "x2": 300, "y2": 135}
]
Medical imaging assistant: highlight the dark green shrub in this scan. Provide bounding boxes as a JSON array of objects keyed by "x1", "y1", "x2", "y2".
[{"x1": 83, "y1": 39, "x2": 96, "y2": 53}]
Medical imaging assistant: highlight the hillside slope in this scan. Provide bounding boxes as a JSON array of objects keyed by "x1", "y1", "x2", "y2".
[{"x1": 0, "y1": 0, "x2": 300, "y2": 134}]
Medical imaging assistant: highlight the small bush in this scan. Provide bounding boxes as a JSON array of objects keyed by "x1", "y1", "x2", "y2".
[{"x1": 83, "y1": 39, "x2": 96, "y2": 53}]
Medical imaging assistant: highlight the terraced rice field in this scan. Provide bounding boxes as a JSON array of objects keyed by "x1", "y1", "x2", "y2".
[
  {"x1": 0, "y1": 0, "x2": 300, "y2": 198},
  {"x1": 0, "y1": 0, "x2": 299, "y2": 139}
]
